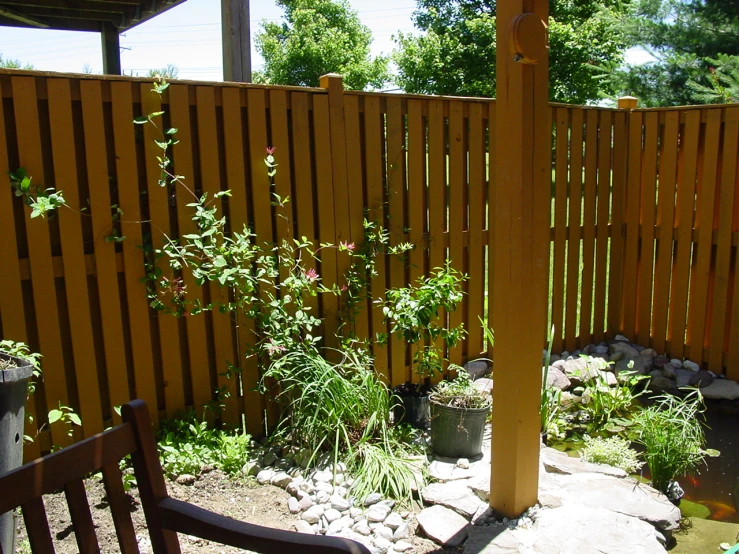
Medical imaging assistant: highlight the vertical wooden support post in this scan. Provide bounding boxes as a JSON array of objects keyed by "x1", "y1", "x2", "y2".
[
  {"x1": 222, "y1": 0, "x2": 252, "y2": 82},
  {"x1": 101, "y1": 22, "x2": 121, "y2": 75},
  {"x1": 618, "y1": 96, "x2": 638, "y2": 110},
  {"x1": 490, "y1": 0, "x2": 549, "y2": 517}
]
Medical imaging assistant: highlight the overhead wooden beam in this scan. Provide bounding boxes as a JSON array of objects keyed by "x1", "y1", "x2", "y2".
[
  {"x1": 221, "y1": 0, "x2": 251, "y2": 82},
  {"x1": 101, "y1": 21, "x2": 122, "y2": 76},
  {"x1": 0, "y1": 6, "x2": 49, "y2": 27},
  {"x1": 490, "y1": 0, "x2": 550, "y2": 517}
]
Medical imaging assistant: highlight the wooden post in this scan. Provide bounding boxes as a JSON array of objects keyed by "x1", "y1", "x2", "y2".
[
  {"x1": 490, "y1": 0, "x2": 550, "y2": 517},
  {"x1": 101, "y1": 22, "x2": 121, "y2": 75},
  {"x1": 222, "y1": 0, "x2": 252, "y2": 82},
  {"x1": 618, "y1": 96, "x2": 638, "y2": 110}
]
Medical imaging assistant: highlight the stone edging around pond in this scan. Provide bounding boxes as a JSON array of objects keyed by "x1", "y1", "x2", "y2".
[
  {"x1": 244, "y1": 428, "x2": 680, "y2": 554},
  {"x1": 542, "y1": 334, "x2": 739, "y2": 404}
]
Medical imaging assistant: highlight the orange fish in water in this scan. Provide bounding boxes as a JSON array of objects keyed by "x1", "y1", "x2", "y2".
[
  {"x1": 696, "y1": 500, "x2": 739, "y2": 521},
  {"x1": 686, "y1": 475, "x2": 700, "y2": 488}
]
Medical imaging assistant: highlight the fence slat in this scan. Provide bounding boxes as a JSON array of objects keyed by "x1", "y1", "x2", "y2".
[
  {"x1": 110, "y1": 81, "x2": 158, "y2": 427},
  {"x1": 622, "y1": 111, "x2": 643, "y2": 341},
  {"x1": 487, "y1": 102, "x2": 496, "y2": 360},
  {"x1": 608, "y1": 111, "x2": 629, "y2": 337},
  {"x1": 195, "y1": 85, "x2": 238, "y2": 421},
  {"x1": 448, "y1": 100, "x2": 465, "y2": 367},
  {"x1": 580, "y1": 110, "x2": 598, "y2": 346},
  {"x1": 552, "y1": 108, "x2": 569, "y2": 350},
  {"x1": 564, "y1": 109, "x2": 583, "y2": 351},
  {"x1": 140, "y1": 83, "x2": 186, "y2": 420},
  {"x1": 12, "y1": 76, "x2": 71, "y2": 446},
  {"x1": 168, "y1": 84, "x2": 211, "y2": 419},
  {"x1": 708, "y1": 107, "x2": 739, "y2": 371},
  {"x1": 47, "y1": 78, "x2": 103, "y2": 437},
  {"x1": 467, "y1": 102, "x2": 485, "y2": 358},
  {"x1": 222, "y1": 86, "x2": 260, "y2": 433},
  {"x1": 0, "y1": 81, "x2": 40, "y2": 460},
  {"x1": 687, "y1": 108, "x2": 722, "y2": 364},
  {"x1": 637, "y1": 112, "x2": 659, "y2": 346},
  {"x1": 386, "y1": 96, "x2": 408, "y2": 386},
  {"x1": 593, "y1": 111, "x2": 612, "y2": 344},
  {"x1": 669, "y1": 111, "x2": 700, "y2": 360},
  {"x1": 364, "y1": 96, "x2": 389, "y2": 381},
  {"x1": 651, "y1": 111, "x2": 679, "y2": 354}
]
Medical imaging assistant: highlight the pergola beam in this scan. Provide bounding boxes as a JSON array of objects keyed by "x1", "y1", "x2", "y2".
[
  {"x1": 0, "y1": 6, "x2": 49, "y2": 27},
  {"x1": 490, "y1": 0, "x2": 550, "y2": 517}
]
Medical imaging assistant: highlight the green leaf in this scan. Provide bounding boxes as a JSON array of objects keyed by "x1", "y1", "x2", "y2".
[
  {"x1": 133, "y1": 116, "x2": 149, "y2": 124},
  {"x1": 48, "y1": 409, "x2": 62, "y2": 424},
  {"x1": 68, "y1": 413, "x2": 82, "y2": 426},
  {"x1": 166, "y1": 127, "x2": 178, "y2": 135}
]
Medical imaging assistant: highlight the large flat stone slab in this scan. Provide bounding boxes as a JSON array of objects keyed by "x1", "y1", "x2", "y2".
[
  {"x1": 422, "y1": 481, "x2": 487, "y2": 518},
  {"x1": 417, "y1": 505, "x2": 470, "y2": 546},
  {"x1": 550, "y1": 472, "x2": 681, "y2": 531},
  {"x1": 700, "y1": 378, "x2": 739, "y2": 400},
  {"x1": 463, "y1": 505, "x2": 666, "y2": 554},
  {"x1": 541, "y1": 447, "x2": 627, "y2": 478}
]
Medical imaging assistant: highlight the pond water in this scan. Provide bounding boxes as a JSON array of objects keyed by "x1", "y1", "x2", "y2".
[{"x1": 551, "y1": 405, "x2": 739, "y2": 523}]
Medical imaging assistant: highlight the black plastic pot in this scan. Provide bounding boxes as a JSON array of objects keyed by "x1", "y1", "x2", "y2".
[
  {"x1": 393, "y1": 394, "x2": 430, "y2": 429},
  {"x1": 429, "y1": 399, "x2": 490, "y2": 458},
  {"x1": 0, "y1": 353, "x2": 33, "y2": 554}
]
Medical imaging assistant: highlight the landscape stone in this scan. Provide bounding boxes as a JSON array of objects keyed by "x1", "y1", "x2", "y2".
[
  {"x1": 610, "y1": 342, "x2": 640, "y2": 359},
  {"x1": 422, "y1": 481, "x2": 486, "y2": 518},
  {"x1": 700, "y1": 378, "x2": 739, "y2": 400},
  {"x1": 270, "y1": 471, "x2": 292, "y2": 488},
  {"x1": 242, "y1": 461, "x2": 261, "y2": 477},
  {"x1": 551, "y1": 359, "x2": 567, "y2": 370},
  {"x1": 561, "y1": 357, "x2": 599, "y2": 386},
  {"x1": 615, "y1": 334, "x2": 630, "y2": 341},
  {"x1": 648, "y1": 373, "x2": 679, "y2": 394},
  {"x1": 367, "y1": 503, "x2": 392, "y2": 522},
  {"x1": 462, "y1": 505, "x2": 666, "y2": 554},
  {"x1": 468, "y1": 472, "x2": 491, "y2": 502},
  {"x1": 551, "y1": 473, "x2": 681, "y2": 531},
  {"x1": 330, "y1": 494, "x2": 351, "y2": 511},
  {"x1": 428, "y1": 458, "x2": 480, "y2": 481},
  {"x1": 540, "y1": 447, "x2": 627, "y2": 478},
  {"x1": 688, "y1": 370, "x2": 714, "y2": 388},
  {"x1": 616, "y1": 355, "x2": 652, "y2": 376},
  {"x1": 294, "y1": 520, "x2": 315, "y2": 535},
  {"x1": 670, "y1": 358, "x2": 683, "y2": 367},
  {"x1": 175, "y1": 474, "x2": 196, "y2": 485},
  {"x1": 374, "y1": 525, "x2": 393, "y2": 541},
  {"x1": 327, "y1": 516, "x2": 353, "y2": 535},
  {"x1": 653, "y1": 355, "x2": 670, "y2": 369},
  {"x1": 353, "y1": 520, "x2": 372, "y2": 536},
  {"x1": 393, "y1": 523, "x2": 411, "y2": 542},
  {"x1": 640, "y1": 348, "x2": 657, "y2": 358},
  {"x1": 683, "y1": 360, "x2": 701, "y2": 372},
  {"x1": 610, "y1": 351, "x2": 624, "y2": 362},
  {"x1": 316, "y1": 491, "x2": 330, "y2": 503},
  {"x1": 418, "y1": 505, "x2": 470, "y2": 547},
  {"x1": 457, "y1": 457, "x2": 471, "y2": 469},
  {"x1": 594, "y1": 345, "x2": 609, "y2": 354},
  {"x1": 288, "y1": 497, "x2": 301, "y2": 514},
  {"x1": 315, "y1": 481, "x2": 334, "y2": 493},
  {"x1": 393, "y1": 540, "x2": 413, "y2": 552},
  {"x1": 313, "y1": 470, "x2": 333, "y2": 483},
  {"x1": 472, "y1": 378, "x2": 493, "y2": 393},
  {"x1": 674, "y1": 368, "x2": 694, "y2": 387},
  {"x1": 302, "y1": 506, "x2": 322, "y2": 524},
  {"x1": 465, "y1": 360, "x2": 490, "y2": 379},
  {"x1": 662, "y1": 364, "x2": 676, "y2": 379},
  {"x1": 350, "y1": 507, "x2": 363, "y2": 518},
  {"x1": 372, "y1": 537, "x2": 393, "y2": 554},
  {"x1": 256, "y1": 469, "x2": 275, "y2": 485},
  {"x1": 599, "y1": 370, "x2": 618, "y2": 386},
  {"x1": 363, "y1": 493, "x2": 382, "y2": 506},
  {"x1": 298, "y1": 495, "x2": 313, "y2": 511},
  {"x1": 384, "y1": 512, "x2": 403, "y2": 530},
  {"x1": 324, "y1": 508, "x2": 341, "y2": 522},
  {"x1": 546, "y1": 366, "x2": 571, "y2": 390},
  {"x1": 549, "y1": 354, "x2": 561, "y2": 363}
]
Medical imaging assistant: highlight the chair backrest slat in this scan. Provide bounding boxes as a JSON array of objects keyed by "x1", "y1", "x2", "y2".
[
  {"x1": 63, "y1": 479, "x2": 101, "y2": 554},
  {"x1": 101, "y1": 463, "x2": 140, "y2": 554},
  {"x1": 0, "y1": 424, "x2": 136, "y2": 514},
  {"x1": 21, "y1": 497, "x2": 55, "y2": 554}
]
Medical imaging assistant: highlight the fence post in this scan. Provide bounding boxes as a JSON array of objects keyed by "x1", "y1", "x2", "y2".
[{"x1": 606, "y1": 96, "x2": 638, "y2": 338}]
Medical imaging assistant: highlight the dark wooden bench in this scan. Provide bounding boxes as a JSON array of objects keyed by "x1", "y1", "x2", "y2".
[{"x1": 0, "y1": 399, "x2": 370, "y2": 554}]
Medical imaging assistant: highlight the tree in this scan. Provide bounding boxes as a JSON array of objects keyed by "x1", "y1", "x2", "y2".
[
  {"x1": 393, "y1": 0, "x2": 629, "y2": 104},
  {"x1": 254, "y1": 0, "x2": 389, "y2": 90},
  {"x1": 0, "y1": 53, "x2": 34, "y2": 70},
  {"x1": 147, "y1": 64, "x2": 179, "y2": 79},
  {"x1": 609, "y1": 0, "x2": 739, "y2": 106}
]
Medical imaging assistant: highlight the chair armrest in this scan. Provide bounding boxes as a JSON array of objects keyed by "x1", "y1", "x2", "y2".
[{"x1": 157, "y1": 497, "x2": 372, "y2": 554}]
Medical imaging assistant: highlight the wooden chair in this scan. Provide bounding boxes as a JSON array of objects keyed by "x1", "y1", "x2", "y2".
[{"x1": 0, "y1": 399, "x2": 370, "y2": 554}]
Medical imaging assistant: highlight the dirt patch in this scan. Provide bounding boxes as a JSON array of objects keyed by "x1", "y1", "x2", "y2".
[{"x1": 13, "y1": 469, "x2": 456, "y2": 553}]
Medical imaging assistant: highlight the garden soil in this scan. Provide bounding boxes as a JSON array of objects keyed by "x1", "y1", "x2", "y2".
[{"x1": 13, "y1": 469, "x2": 459, "y2": 553}]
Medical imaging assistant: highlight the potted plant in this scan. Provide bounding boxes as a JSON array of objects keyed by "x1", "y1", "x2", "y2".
[
  {"x1": 429, "y1": 370, "x2": 491, "y2": 458},
  {"x1": 0, "y1": 341, "x2": 37, "y2": 554},
  {"x1": 380, "y1": 263, "x2": 466, "y2": 429}
]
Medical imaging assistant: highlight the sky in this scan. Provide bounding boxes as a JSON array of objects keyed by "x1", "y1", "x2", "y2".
[{"x1": 0, "y1": 0, "x2": 654, "y2": 83}]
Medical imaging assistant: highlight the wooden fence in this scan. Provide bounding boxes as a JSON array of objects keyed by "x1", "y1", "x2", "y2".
[{"x1": 0, "y1": 69, "x2": 737, "y2": 456}]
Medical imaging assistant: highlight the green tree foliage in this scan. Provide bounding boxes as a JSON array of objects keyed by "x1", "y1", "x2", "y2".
[
  {"x1": 393, "y1": 0, "x2": 629, "y2": 104},
  {"x1": 609, "y1": 0, "x2": 739, "y2": 106},
  {"x1": 254, "y1": 0, "x2": 389, "y2": 90},
  {"x1": 0, "y1": 53, "x2": 34, "y2": 70},
  {"x1": 146, "y1": 63, "x2": 179, "y2": 79},
  {"x1": 687, "y1": 55, "x2": 739, "y2": 103}
]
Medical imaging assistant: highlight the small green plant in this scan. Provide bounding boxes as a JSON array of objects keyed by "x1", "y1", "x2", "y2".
[
  {"x1": 431, "y1": 371, "x2": 490, "y2": 409},
  {"x1": 380, "y1": 262, "x2": 467, "y2": 380},
  {"x1": 157, "y1": 409, "x2": 251, "y2": 479},
  {"x1": 580, "y1": 436, "x2": 644, "y2": 474},
  {"x1": 634, "y1": 389, "x2": 718, "y2": 496},
  {"x1": 7, "y1": 168, "x2": 66, "y2": 218},
  {"x1": 540, "y1": 324, "x2": 558, "y2": 441}
]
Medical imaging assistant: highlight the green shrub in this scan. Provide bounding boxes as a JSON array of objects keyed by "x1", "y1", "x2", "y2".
[
  {"x1": 580, "y1": 436, "x2": 643, "y2": 474},
  {"x1": 634, "y1": 390, "x2": 714, "y2": 495},
  {"x1": 157, "y1": 410, "x2": 250, "y2": 479}
]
